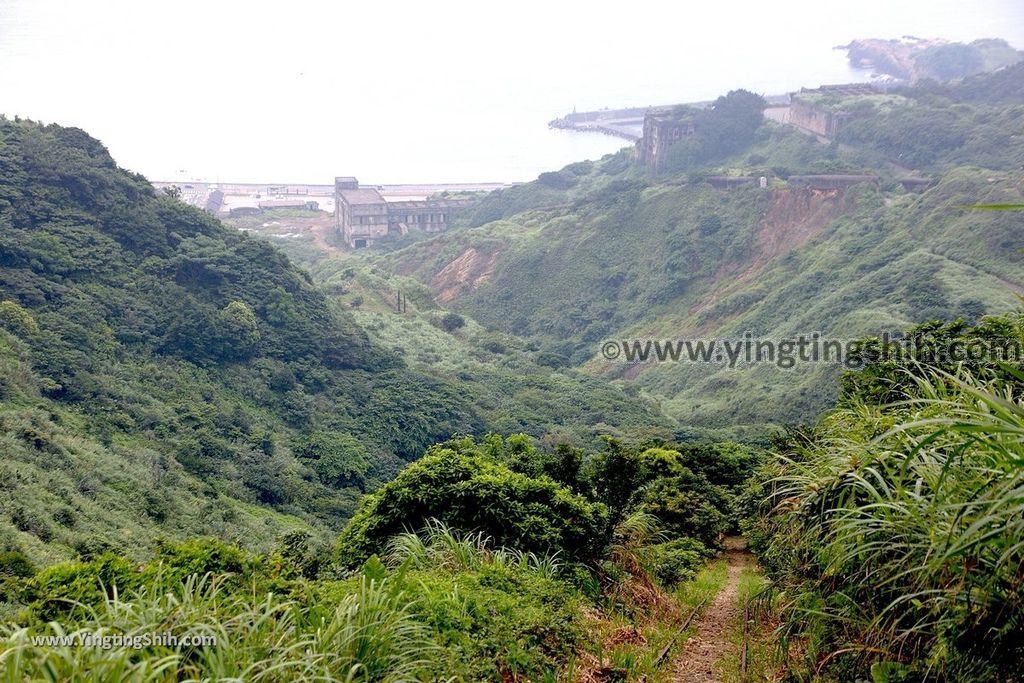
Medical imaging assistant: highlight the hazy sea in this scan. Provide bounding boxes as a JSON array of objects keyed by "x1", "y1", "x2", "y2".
[{"x1": 1, "y1": 0, "x2": 1022, "y2": 184}]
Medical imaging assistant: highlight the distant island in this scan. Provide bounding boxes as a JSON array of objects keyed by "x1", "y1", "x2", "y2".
[{"x1": 841, "y1": 36, "x2": 1022, "y2": 82}]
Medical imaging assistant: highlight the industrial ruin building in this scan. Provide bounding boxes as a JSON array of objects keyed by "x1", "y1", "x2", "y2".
[
  {"x1": 787, "y1": 83, "x2": 883, "y2": 139},
  {"x1": 636, "y1": 108, "x2": 697, "y2": 171},
  {"x1": 335, "y1": 177, "x2": 472, "y2": 249}
]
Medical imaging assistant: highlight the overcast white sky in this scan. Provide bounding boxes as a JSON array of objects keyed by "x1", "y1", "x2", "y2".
[{"x1": 2, "y1": 0, "x2": 1022, "y2": 182}]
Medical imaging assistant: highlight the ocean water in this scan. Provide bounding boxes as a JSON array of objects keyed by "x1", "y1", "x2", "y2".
[{"x1": 1, "y1": 0, "x2": 1022, "y2": 184}]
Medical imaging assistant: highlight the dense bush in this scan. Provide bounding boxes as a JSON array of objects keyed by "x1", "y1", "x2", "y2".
[
  {"x1": 0, "y1": 551, "x2": 35, "y2": 579},
  {"x1": 2, "y1": 522, "x2": 597, "y2": 682},
  {"x1": 743, "y1": 313, "x2": 1024, "y2": 680},
  {"x1": 24, "y1": 538, "x2": 254, "y2": 620},
  {"x1": 646, "y1": 537, "x2": 711, "y2": 587},
  {"x1": 2, "y1": 422, "x2": 750, "y2": 680},
  {"x1": 295, "y1": 431, "x2": 370, "y2": 487},
  {"x1": 585, "y1": 440, "x2": 761, "y2": 545},
  {"x1": 335, "y1": 437, "x2": 610, "y2": 567},
  {"x1": 6, "y1": 570, "x2": 439, "y2": 682},
  {"x1": 839, "y1": 66, "x2": 1024, "y2": 171},
  {"x1": 661, "y1": 89, "x2": 767, "y2": 172}
]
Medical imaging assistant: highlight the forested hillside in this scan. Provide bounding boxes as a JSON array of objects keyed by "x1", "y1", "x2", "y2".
[
  {"x1": 374, "y1": 72, "x2": 1024, "y2": 435},
  {"x1": 1, "y1": 55, "x2": 1023, "y2": 683},
  {"x1": 0, "y1": 119, "x2": 667, "y2": 566}
]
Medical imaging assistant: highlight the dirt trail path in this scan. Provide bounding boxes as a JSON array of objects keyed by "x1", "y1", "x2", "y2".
[
  {"x1": 309, "y1": 218, "x2": 342, "y2": 255},
  {"x1": 671, "y1": 537, "x2": 754, "y2": 682}
]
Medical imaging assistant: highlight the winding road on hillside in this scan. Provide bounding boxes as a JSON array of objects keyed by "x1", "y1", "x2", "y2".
[{"x1": 671, "y1": 538, "x2": 756, "y2": 682}]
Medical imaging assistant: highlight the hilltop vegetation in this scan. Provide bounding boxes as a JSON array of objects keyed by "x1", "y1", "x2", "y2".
[
  {"x1": 1, "y1": 433, "x2": 759, "y2": 680},
  {"x1": 845, "y1": 36, "x2": 1022, "y2": 82},
  {"x1": 743, "y1": 314, "x2": 1024, "y2": 680},
  {"x1": 370, "y1": 70, "x2": 1024, "y2": 436},
  {"x1": 838, "y1": 63, "x2": 1024, "y2": 171},
  {"x1": 0, "y1": 119, "x2": 668, "y2": 568}
]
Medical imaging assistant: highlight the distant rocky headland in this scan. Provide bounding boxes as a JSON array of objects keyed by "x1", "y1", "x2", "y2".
[{"x1": 840, "y1": 36, "x2": 1022, "y2": 83}]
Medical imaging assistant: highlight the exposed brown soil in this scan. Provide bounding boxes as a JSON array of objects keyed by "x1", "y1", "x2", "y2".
[
  {"x1": 430, "y1": 247, "x2": 501, "y2": 303},
  {"x1": 307, "y1": 215, "x2": 342, "y2": 254},
  {"x1": 718, "y1": 187, "x2": 847, "y2": 296},
  {"x1": 754, "y1": 188, "x2": 845, "y2": 265},
  {"x1": 670, "y1": 538, "x2": 755, "y2": 682},
  {"x1": 680, "y1": 187, "x2": 850, "y2": 334}
]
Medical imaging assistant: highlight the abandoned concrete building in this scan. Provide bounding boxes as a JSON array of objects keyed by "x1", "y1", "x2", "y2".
[
  {"x1": 787, "y1": 174, "x2": 879, "y2": 190},
  {"x1": 636, "y1": 108, "x2": 697, "y2": 171},
  {"x1": 788, "y1": 83, "x2": 882, "y2": 139},
  {"x1": 335, "y1": 177, "x2": 472, "y2": 249},
  {"x1": 258, "y1": 199, "x2": 320, "y2": 211}
]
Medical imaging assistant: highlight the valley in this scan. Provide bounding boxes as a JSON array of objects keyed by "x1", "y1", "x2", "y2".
[{"x1": 1, "y1": 41, "x2": 1023, "y2": 683}]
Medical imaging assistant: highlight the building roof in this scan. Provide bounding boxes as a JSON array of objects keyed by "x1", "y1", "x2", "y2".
[
  {"x1": 258, "y1": 199, "x2": 316, "y2": 208},
  {"x1": 788, "y1": 174, "x2": 878, "y2": 181},
  {"x1": 800, "y1": 83, "x2": 881, "y2": 97},
  {"x1": 386, "y1": 199, "x2": 474, "y2": 210},
  {"x1": 338, "y1": 187, "x2": 385, "y2": 206}
]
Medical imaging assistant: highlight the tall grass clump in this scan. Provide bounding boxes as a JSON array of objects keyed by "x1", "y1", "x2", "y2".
[
  {"x1": 745, "y1": 367, "x2": 1024, "y2": 681},
  {"x1": 1, "y1": 571, "x2": 438, "y2": 681},
  {"x1": 384, "y1": 518, "x2": 563, "y2": 579},
  {"x1": 369, "y1": 519, "x2": 586, "y2": 680}
]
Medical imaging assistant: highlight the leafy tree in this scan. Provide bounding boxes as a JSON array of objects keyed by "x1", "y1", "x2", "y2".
[
  {"x1": 217, "y1": 300, "x2": 261, "y2": 359},
  {"x1": 263, "y1": 286, "x2": 298, "y2": 327},
  {"x1": 437, "y1": 312, "x2": 465, "y2": 332},
  {"x1": 335, "y1": 441, "x2": 610, "y2": 567},
  {"x1": 840, "y1": 315, "x2": 1024, "y2": 406},
  {"x1": 586, "y1": 441, "x2": 759, "y2": 544},
  {"x1": 0, "y1": 300, "x2": 38, "y2": 336},
  {"x1": 662, "y1": 89, "x2": 767, "y2": 171},
  {"x1": 296, "y1": 432, "x2": 370, "y2": 487}
]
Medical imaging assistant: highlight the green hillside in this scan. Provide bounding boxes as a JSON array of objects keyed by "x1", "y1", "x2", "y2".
[
  {"x1": 0, "y1": 119, "x2": 668, "y2": 566},
  {"x1": 372, "y1": 73, "x2": 1024, "y2": 435},
  {"x1": 2, "y1": 54, "x2": 1023, "y2": 683}
]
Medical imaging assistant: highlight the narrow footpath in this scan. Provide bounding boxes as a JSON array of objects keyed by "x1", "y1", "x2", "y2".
[{"x1": 671, "y1": 538, "x2": 755, "y2": 682}]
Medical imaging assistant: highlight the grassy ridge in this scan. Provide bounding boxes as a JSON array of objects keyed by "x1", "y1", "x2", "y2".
[
  {"x1": 742, "y1": 315, "x2": 1024, "y2": 680},
  {"x1": 0, "y1": 434, "x2": 759, "y2": 680},
  {"x1": 366, "y1": 69, "x2": 1024, "y2": 437},
  {"x1": 0, "y1": 118, "x2": 678, "y2": 567}
]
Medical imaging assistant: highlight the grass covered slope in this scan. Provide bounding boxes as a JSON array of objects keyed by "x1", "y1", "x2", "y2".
[
  {"x1": 309, "y1": 258, "x2": 675, "y2": 444},
  {"x1": 0, "y1": 119, "x2": 677, "y2": 567},
  {"x1": 1, "y1": 433, "x2": 761, "y2": 680},
  {"x1": 222, "y1": 208, "x2": 677, "y2": 447},
  {"x1": 0, "y1": 119, "x2": 472, "y2": 563},
  {"x1": 742, "y1": 314, "x2": 1024, "y2": 681},
  {"x1": 371, "y1": 72, "x2": 1024, "y2": 435}
]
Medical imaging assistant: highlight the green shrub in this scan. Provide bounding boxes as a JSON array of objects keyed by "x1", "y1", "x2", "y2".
[
  {"x1": 335, "y1": 441, "x2": 609, "y2": 567},
  {"x1": 435, "y1": 312, "x2": 465, "y2": 332},
  {"x1": 586, "y1": 441, "x2": 751, "y2": 544},
  {"x1": 647, "y1": 538, "x2": 709, "y2": 587},
  {"x1": 6, "y1": 572, "x2": 438, "y2": 682},
  {"x1": 295, "y1": 431, "x2": 370, "y2": 487},
  {"x1": 407, "y1": 564, "x2": 582, "y2": 680},
  {"x1": 27, "y1": 553, "x2": 141, "y2": 621},
  {"x1": 150, "y1": 538, "x2": 250, "y2": 584},
  {"x1": 745, "y1": 363, "x2": 1024, "y2": 679},
  {"x1": 0, "y1": 551, "x2": 36, "y2": 579},
  {"x1": 0, "y1": 301, "x2": 38, "y2": 336}
]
